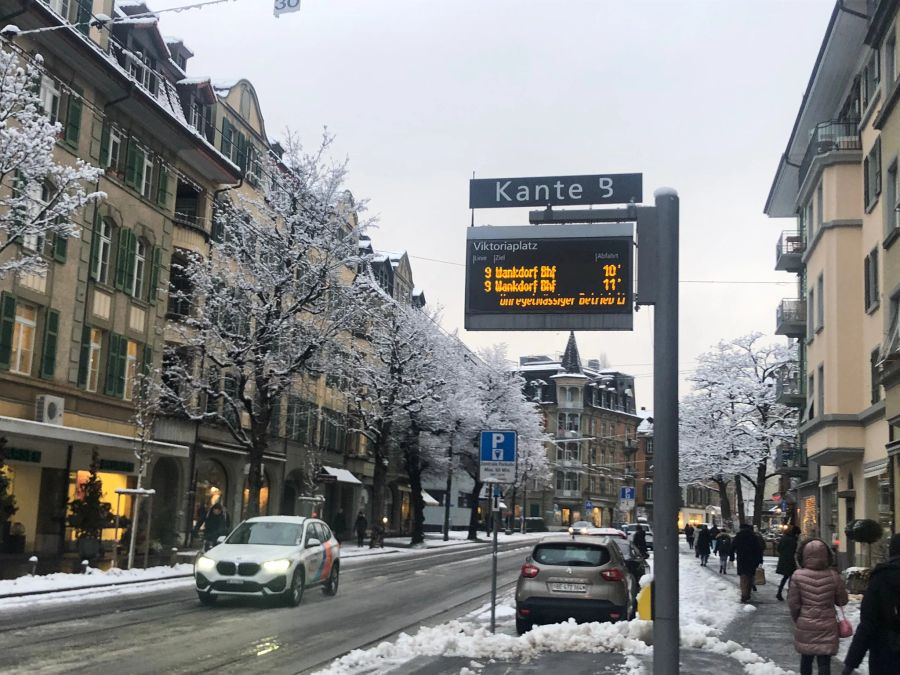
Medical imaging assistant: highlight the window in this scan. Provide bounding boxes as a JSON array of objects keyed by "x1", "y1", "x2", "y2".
[
  {"x1": 644, "y1": 484, "x2": 653, "y2": 502},
  {"x1": 807, "y1": 287, "x2": 815, "y2": 341},
  {"x1": 887, "y1": 32, "x2": 897, "y2": 86},
  {"x1": 105, "y1": 126, "x2": 123, "y2": 171},
  {"x1": 888, "y1": 160, "x2": 900, "y2": 236},
  {"x1": 245, "y1": 145, "x2": 260, "y2": 186},
  {"x1": 816, "y1": 182, "x2": 824, "y2": 231},
  {"x1": 123, "y1": 340, "x2": 138, "y2": 401},
  {"x1": 141, "y1": 155, "x2": 154, "y2": 199},
  {"x1": 865, "y1": 247, "x2": 880, "y2": 311},
  {"x1": 863, "y1": 49, "x2": 881, "y2": 109},
  {"x1": 87, "y1": 328, "x2": 102, "y2": 392},
  {"x1": 91, "y1": 217, "x2": 112, "y2": 284},
  {"x1": 49, "y1": 0, "x2": 72, "y2": 19},
  {"x1": 167, "y1": 253, "x2": 192, "y2": 318},
  {"x1": 132, "y1": 239, "x2": 146, "y2": 298},
  {"x1": 816, "y1": 274, "x2": 824, "y2": 331},
  {"x1": 556, "y1": 471, "x2": 564, "y2": 490},
  {"x1": 865, "y1": 138, "x2": 882, "y2": 209},
  {"x1": 10, "y1": 303, "x2": 36, "y2": 375},
  {"x1": 806, "y1": 372, "x2": 815, "y2": 421},
  {"x1": 239, "y1": 86, "x2": 251, "y2": 118},
  {"x1": 127, "y1": 51, "x2": 158, "y2": 95},
  {"x1": 817, "y1": 365, "x2": 825, "y2": 418},
  {"x1": 39, "y1": 76, "x2": 60, "y2": 123},
  {"x1": 21, "y1": 183, "x2": 49, "y2": 252},
  {"x1": 805, "y1": 200, "x2": 815, "y2": 241},
  {"x1": 872, "y1": 348, "x2": 882, "y2": 405}
]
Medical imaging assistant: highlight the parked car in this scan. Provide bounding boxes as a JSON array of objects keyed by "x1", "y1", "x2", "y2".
[
  {"x1": 194, "y1": 515, "x2": 340, "y2": 606},
  {"x1": 515, "y1": 535, "x2": 633, "y2": 634},
  {"x1": 622, "y1": 523, "x2": 654, "y2": 550},
  {"x1": 608, "y1": 537, "x2": 649, "y2": 611}
]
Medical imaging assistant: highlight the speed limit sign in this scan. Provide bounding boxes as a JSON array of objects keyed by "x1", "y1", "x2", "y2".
[{"x1": 274, "y1": 0, "x2": 301, "y2": 17}]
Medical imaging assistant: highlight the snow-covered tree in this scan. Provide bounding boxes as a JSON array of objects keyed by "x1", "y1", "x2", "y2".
[
  {"x1": 162, "y1": 136, "x2": 366, "y2": 517},
  {"x1": 0, "y1": 45, "x2": 103, "y2": 278},
  {"x1": 680, "y1": 333, "x2": 797, "y2": 527}
]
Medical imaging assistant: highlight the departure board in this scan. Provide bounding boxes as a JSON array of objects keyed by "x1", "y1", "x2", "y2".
[{"x1": 464, "y1": 223, "x2": 634, "y2": 331}]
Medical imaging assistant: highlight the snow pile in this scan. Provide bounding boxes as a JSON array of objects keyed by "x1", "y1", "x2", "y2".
[
  {"x1": 0, "y1": 563, "x2": 192, "y2": 596},
  {"x1": 317, "y1": 618, "x2": 653, "y2": 674}
]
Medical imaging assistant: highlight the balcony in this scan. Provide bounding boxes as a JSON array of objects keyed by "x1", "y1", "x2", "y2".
[
  {"x1": 555, "y1": 489, "x2": 581, "y2": 499},
  {"x1": 775, "y1": 365, "x2": 805, "y2": 407},
  {"x1": 776, "y1": 441, "x2": 807, "y2": 478},
  {"x1": 776, "y1": 298, "x2": 806, "y2": 337},
  {"x1": 799, "y1": 121, "x2": 861, "y2": 188},
  {"x1": 775, "y1": 231, "x2": 805, "y2": 273}
]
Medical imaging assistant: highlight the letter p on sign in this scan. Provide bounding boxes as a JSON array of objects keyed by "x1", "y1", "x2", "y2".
[{"x1": 492, "y1": 433, "x2": 505, "y2": 460}]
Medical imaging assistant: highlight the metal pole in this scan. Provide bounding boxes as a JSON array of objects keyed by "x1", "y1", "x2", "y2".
[
  {"x1": 652, "y1": 188, "x2": 679, "y2": 674},
  {"x1": 490, "y1": 484, "x2": 499, "y2": 633},
  {"x1": 443, "y1": 445, "x2": 452, "y2": 541},
  {"x1": 126, "y1": 494, "x2": 140, "y2": 570}
]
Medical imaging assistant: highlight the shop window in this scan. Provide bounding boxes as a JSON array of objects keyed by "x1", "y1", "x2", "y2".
[
  {"x1": 194, "y1": 458, "x2": 228, "y2": 527},
  {"x1": 67, "y1": 468, "x2": 134, "y2": 542},
  {"x1": 242, "y1": 470, "x2": 270, "y2": 519}
]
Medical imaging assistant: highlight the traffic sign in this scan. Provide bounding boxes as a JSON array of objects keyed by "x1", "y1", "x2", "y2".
[
  {"x1": 619, "y1": 486, "x2": 636, "y2": 511},
  {"x1": 479, "y1": 430, "x2": 517, "y2": 483},
  {"x1": 584, "y1": 500, "x2": 593, "y2": 511}
]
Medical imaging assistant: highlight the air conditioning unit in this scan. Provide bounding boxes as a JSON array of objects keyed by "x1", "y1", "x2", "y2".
[{"x1": 35, "y1": 395, "x2": 65, "y2": 426}]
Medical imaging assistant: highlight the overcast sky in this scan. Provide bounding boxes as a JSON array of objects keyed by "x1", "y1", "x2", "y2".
[{"x1": 153, "y1": 0, "x2": 832, "y2": 410}]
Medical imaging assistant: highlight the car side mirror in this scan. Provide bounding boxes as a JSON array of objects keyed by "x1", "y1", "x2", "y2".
[
  {"x1": 306, "y1": 538, "x2": 322, "y2": 549},
  {"x1": 216, "y1": 536, "x2": 226, "y2": 544}
]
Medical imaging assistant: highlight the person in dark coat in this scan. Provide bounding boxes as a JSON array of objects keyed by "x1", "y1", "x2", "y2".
[
  {"x1": 633, "y1": 526, "x2": 649, "y2": 559},
  {"x1": 194, "y1": 503, "x2": 230, "y2": 551},
  {"x1": 716, "y1": 531, "x2": 734, "y2": 574},
  {"x1": 354, "y1": 511, "x2": 368, "y2": 548},
  {"x1": 709, "y1": 525, "x2": 720, "y2": 552},
  {"x1": 843, "y1": 533, "x2": 900, "y2": 675},
  {"x1": 733, "y1": 523, "x2": 764, "y2": 603},
  {"x1": 684, "y1": 523, "x2": 695, "y2": 550},
  {"x1": 695, "y1": 525, "x2": 712, "y2": 566},
  {"x1": 789, "y1": 538, "x2": 848, "y2": 675},
  {"x1": 332, "y1": 509, "x2": 347, "y2": 543},
  {"x1": 776, "y1": 526, "x2": 801, "y2": 601}
]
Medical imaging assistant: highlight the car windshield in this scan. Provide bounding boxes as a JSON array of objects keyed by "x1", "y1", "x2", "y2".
[
  {"x1": 225, "y1": 521, "x2": 302, "y2": 546},
  {"x1": 533, "y1": 543, "x2": 611, "y2": 567},
  {"x1": 571, "y1": 521, "x2": 592, "y2": 528}
]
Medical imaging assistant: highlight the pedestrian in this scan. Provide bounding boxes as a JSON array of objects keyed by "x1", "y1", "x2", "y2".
[
  {"x1": 776, "y1": 526, "x2": 802, "y2": 602},
  {"x1": 332, "y1": 508, "x2": 347, "y2": 544},
  {"x1": 733, "y1": 523, "x2": 764, "y2": 603},
  {"x1": 842, "y1": 532, "x2": 900, "y2": 675},
  {"x1": 633, "y1": 526, "x2": 649, "y2": 559},
  {"x1": 354, "y1": 510, "x2": 368, "y2": 548},
  {"x1": 710, "y1": 524, "x2": 720, "y2": 550},
  {"x1": 695, "y1": 524, "x2": 712, "y2": 567},
  {"x1": 193, "y1": 502, "x2": 230, "y2": 552},
  {"x1": 684, "y1": 523, "x2": 695, "y2": 550},
  {"x1": 716, "y1": 530, "x2": 734, "y2": 574},
  {"x1": 788, "y1": 538, "x2": 849, "y2": 675}
]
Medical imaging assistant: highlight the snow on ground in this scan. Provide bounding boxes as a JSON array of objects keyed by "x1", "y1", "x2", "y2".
[
  {"x1": 316, "y1": 541, "x2": 794, "y2": 675},
  {"x1": 0, "y1": 563, "x2": 193, "y2": 597},
  {"x1": 340, "y1": 531, "x2": 546, "y2": 561}
]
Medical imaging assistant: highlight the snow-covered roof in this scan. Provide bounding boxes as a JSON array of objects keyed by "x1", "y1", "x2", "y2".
[
  {"x1": 412, "y1": 287, "x2": 423, "y2": 297},
  {"x1": 177, "y1": 77, "x2": 211, "y2": 86},
  {"x1": 550, "y1": 372, "x2": 589, "y2": 380},
  {"x1": 213, "y1": 80, "x2": 239, "y2": 93},
  {"x1": 518, "y1": 363, "x2": 562, "y2": 373}
]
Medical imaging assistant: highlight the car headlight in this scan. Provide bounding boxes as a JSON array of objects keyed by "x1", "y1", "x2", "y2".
[
  {"x1": 196, "y1": 556, "x2": 215, "y2": 573},
  {"x1": 262, "y1": 559, "x2": 291, "y2": 573}
]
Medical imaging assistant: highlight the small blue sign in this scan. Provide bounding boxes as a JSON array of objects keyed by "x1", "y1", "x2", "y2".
[
  {"x1": 584, "y1": 500, "x2": 594, "y2": 511},
  {"x1": 480, "y1": 431, "x2": 517, "y2": 463},
  {"x1": 619, "y1": 486, "x2": 636, "y2": 501}
]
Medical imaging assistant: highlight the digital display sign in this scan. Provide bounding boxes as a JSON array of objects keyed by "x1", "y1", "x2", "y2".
[{"x1": 464, "y1": 223, "x2": 634, "y2": 331}]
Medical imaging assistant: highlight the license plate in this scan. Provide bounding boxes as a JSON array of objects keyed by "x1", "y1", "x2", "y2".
[
  {"x1": 225, "y1": 579, "x2": 244, "y2": 585},
  {"x1": 550, "y1": 582, "x2": 587, "y2": 593}
]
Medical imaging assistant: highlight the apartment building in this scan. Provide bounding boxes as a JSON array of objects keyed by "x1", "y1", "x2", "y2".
[
  {"x1": 517, "y1": 332, "x2": 641, "y2": 529},
  {"x1": 765, "y1": 0, "x2": 898, "y2": 566}
]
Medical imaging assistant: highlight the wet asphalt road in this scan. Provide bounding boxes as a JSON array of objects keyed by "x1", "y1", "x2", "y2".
[{"x1": 0, "y1": 539, "x2": 534, "y2": 674}]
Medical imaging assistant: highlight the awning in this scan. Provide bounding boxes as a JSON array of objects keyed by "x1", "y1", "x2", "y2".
[
  {"x1": 818, "y1": 473, "x2": 838, "y2": 488},
  {"x1": 322, "y1": 466, "x2": 362, "y2": 485},
  {"x1": 0, "y1": 415, "x2": 188, "y2": 458},
  {"x1": 863, "y1": 458, "x2": 889, "y2": 479},
  {"x1": 422, "y1": 490, "x2": 439, "y2": 506}
]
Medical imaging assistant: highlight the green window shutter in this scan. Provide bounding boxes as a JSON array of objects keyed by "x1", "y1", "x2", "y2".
[
  {"x1": 99, "y1": 123, "x2": 110, "y2": 167},
  {"x1": 64, "y1": 94, "x2": 82, "y2": 146},
  {"x1": 77, "y1": 324, "x2": 90, "y2": 387},
  {"x1": 53, "y1": 233, "x2": 67, "y2": 263},
  {"x1": 114, "y1": 229, "x2": 127, "y2": 290},
  {"x1": 236, "y1": 133, "x2": 247, "y2": 170},
  {"x1": 147, "y1": 246, "x2": 161, "y2": 304},
  {"x1": 124, "y1": 230, "x2": 136, "y2": 296},
  {"x1": 40, "y1": 309, "x2": 60, "y2": 379},
  {"x1": 156, "y1": 163, "x2": 169, "y2": 208},
  {"x1": 104, "y1": 334, "x2": 119, "y2": 396},
  {"x1": 76, "y1": 0, "x2": 92, "y2": 35},
  {"x1": 142, "y1": 344, "x2": 152, "y2": 377},
  {"x1": 221, "y1": 118, "x2": 232, "y2": 157},
  {"x1": 124, "y1": 140, "x2": 140, "y2": 188},
  {"x1": 115, "y1": 337, "x2": 127, "y2": 398},
  {"x1": 0, "y1": 293, "x2": 16, "y2": 370},
  {"x1": 89, "y1": 214, "x2": 100, "y2": 280}
]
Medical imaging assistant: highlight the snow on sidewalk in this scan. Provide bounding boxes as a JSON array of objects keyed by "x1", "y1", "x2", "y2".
[{"x1": 315, "y1": 543, "x2": 797, "y2": 675}]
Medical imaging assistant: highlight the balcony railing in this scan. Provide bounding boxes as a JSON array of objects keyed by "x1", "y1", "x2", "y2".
[
  {"x1": 555, "y1": 489, "x2": 581, "y2": 499},
  {"x1": 776, "y1": 441, "x2": 807, "y2": 477},
  {"x1": 775, "y1": 230, "x2": 805, "y2": 272},
  {"x1": 775, "y1": 365, "x2": 805, "y2": 407},
  {"x1": 799, "y1": 121, "x2": 861, "y2": 187},
  {"x1": 776, "y1": 298, "x2": 806, "y2": 337}
]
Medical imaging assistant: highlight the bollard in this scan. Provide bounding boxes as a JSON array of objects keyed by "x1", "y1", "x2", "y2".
[
  {"x1": 81, "y1": 559, "x2": 90, "y2": 574},
  {"x1": 28, "y1": 555, "x2": 38, "y2": 576},
  {"x1": 170, "y1": 547, "x2": 178, "y2": 567}
]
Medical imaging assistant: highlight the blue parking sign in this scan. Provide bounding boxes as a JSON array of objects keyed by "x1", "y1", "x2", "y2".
[
  {"x1": 479, "y1": 430, "x2": 517, "y2": 483},
  {"x1": 619, "y1": 486, "x2": 636, "y2": 501}
]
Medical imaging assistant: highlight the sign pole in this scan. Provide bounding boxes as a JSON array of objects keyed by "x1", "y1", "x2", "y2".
[
  {"x1": 491, "y1": 484, "x2": 499, "y2": 634},
  {"x1": 652, "y1": 188, "x2": 679, "y2": 673}
]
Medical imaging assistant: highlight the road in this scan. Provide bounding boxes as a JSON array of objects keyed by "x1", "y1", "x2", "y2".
[{"x1": 0, "y1": 539, "x2": 535, "y2": 674}]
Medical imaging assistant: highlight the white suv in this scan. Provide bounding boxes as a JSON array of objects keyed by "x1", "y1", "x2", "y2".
[
  {"x1": 622, "y1": 523, "x2": 654, "y2": 550},
  {"x1": 194, "y1": 515, "x2": 340, "y2": 606}
]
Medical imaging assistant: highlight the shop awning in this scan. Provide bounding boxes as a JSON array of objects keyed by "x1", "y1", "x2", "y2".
[
  {"x1": 322, "y1": 466, "x2": 362, "y2": 485},
  {"x1": 422, "y1": 490, "x2": 439, "y2": 506},
  {"x1": 0, "y1": 415, "x2": 188, "y2": 458}
]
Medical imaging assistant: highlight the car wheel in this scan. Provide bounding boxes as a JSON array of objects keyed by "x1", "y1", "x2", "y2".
[
  {"x1": 322, "y1": 563, "x2": 339, "y2": 596},
  {"x1": 197, "y1": 591, "x2": 217, "y2": 606},
  {"x1": 285, "y1": 569, "x2": 304, "y2": 607},
  {"x1": 515, "y1": 616, "x2": 533, "y2": 635}
]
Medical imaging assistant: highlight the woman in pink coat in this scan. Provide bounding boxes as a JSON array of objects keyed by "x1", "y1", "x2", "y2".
[{"x1": 788, "y1": 538, "x2": 849, "y2": 675}]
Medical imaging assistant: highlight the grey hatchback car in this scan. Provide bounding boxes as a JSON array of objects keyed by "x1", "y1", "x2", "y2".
[{"x1": 515, "y1": 535, "x2": 633, "y2": 634}]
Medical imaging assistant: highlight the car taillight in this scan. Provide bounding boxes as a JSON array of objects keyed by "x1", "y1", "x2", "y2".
[
  {"x1": 601, "y1": 568, "x2": 624, "y2": 582},
  {"x1": 521, "y1": 563, "x2": 540, "y2": 578}
]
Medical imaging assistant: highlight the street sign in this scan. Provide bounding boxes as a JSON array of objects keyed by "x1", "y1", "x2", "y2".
[
  {"x1": 479, "y1": 430, "x2": 517, "y2": 483},
  {"x1": 465, "y1": 223, "x2": 634, "y2": 331},
  {"x1": 619, "y1": 486, "x2": 636, "y2": 511},
  {"x1": 469, "y1": 173, "x2": 643, "y2": 209},
  {"x1": 584, "y1": 500, "x2": 593, "y2": 511}
]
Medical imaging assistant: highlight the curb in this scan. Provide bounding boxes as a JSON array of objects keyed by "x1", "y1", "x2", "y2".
[{"x1": 0, "y1": 573, "x2": 194, "y2": 600}]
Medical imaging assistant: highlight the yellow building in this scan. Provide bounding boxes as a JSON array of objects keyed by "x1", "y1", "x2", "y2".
[{"x1": 766, "y1": 0, "x2": 897, "y2": 566}]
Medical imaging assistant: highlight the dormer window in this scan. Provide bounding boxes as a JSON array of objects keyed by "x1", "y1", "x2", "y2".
[{"x1": 127, "y1": 50, "x2": 159, "y2": 96}]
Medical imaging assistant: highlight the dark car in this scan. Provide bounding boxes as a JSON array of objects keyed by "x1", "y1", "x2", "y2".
[{"x1": 609, "y1": 536, "x2": 649, "y2": 611}]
